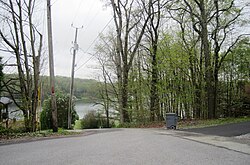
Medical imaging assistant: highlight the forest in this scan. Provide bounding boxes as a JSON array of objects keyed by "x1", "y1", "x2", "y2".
[
  {"x1": 41, "y1": 76, "x2": 100, "y2": 102},
  {"x1": 1, "y1": 74, "x2": 100, "y2": 100},
  {"x1": 0, "y1": 0, "x2": 250, "y2": 132},
  {"x1": 94, "y1": 0, "x2": 250, "y2": 124}
]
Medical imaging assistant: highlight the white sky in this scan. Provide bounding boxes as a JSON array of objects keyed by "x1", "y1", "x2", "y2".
[
  {"x1": 51, "y1": 0, "x2": 113, "y2": 79},
  {"x1": 2, "y1": 0, "x2": 113, "y2": 80},
  {"x1": 1, "y1": 0, "x2": 249, "y2": 80}
]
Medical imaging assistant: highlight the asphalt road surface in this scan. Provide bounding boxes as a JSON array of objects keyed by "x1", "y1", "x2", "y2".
[
  {"x1": 183, "y1": 121, "x2": 250, "y2": 137},
  {"x1": 0, "y1": 129, "x2": 249, "y2": 165}
]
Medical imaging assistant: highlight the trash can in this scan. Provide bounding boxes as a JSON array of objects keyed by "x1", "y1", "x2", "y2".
[{"x1": 166, "y1": 113, "x2": 177, "y2": 129}]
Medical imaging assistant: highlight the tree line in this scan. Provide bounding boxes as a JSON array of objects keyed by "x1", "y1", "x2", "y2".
[
  {"x1": 0, "y1": 0, "x2": 250, "y2": 132},
  {"x1": 41, "y1": 76, "x2": 100, "y2": 101},
  {"x1": 95, "y1": 0, "x2": 250, "y2": 125}
]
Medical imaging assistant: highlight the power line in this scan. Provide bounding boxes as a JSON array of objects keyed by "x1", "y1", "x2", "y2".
[
  {"x1": 75, "y1": 17, "x2": 113, "y2": 71},
  {"x1": 82, "y1": 6, "x2": 101, "y2": 31},
  {"x1": 80, "y1": 0, "x2": 96, "y2": 26},
  {"x1": 51, "y1": 0, "x2": 59, "y2": 6},
  {"x1": 72, "y1": 0, "x2": 84, "y2": 24},
  {"x1": 75, "y1": 51, "x2": 95, "y2": 72},
  {"x1": 72, "y1": 0, "x2": 99, "y2": 28}
]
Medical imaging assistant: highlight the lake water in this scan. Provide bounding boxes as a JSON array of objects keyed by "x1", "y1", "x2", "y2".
[
  {"x1": 75, "y1": 101, "x2": 117, "y2": 119},
  {"x1": 4, "y1": 101, "x2": 106, "y2": 120},
  {"x1": 75, "y1": 102, "x2": 103, "y2": 119}
]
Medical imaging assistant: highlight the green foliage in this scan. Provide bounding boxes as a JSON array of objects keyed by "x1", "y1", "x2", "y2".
[
  {"x1": 41, "y1": 76, "x2": 99, "y2": 101},
  {"x1": 0, "y1": 125, "x2": 25, "y2": 134},
  {"x1": 81, "y1": 111, "x2": 99, "y2": 129},
  {"x1": 40, "y1": 93, "x2": 79, "y2": 130},
  {"x1": 157, "y1": 33, "x2": 196, "y2": 117},
  {"x1": 0, "y1": 126, "x2": 81, "y2": 140},
  {"x1": 40, "y1": 99, "x2": 52, "y2": 130},
  {"x1": 178, "y1": 117, "x2": 250, "y2": 129},
  {"x1": 117, "y1": 121, "x2": 165, "y2": 128},
  {"x1": 80, "y1": 111, "x2": 112, "y2": 129},
  {"x1": 225, "y1": 38, "x2": 250, "y2": 80},
  {"x1": 218, "y1": 38, "x2": 250, "y2": 117},
  {"x1": 73, "y1": 120, "x2": 82, "y2": 129}
]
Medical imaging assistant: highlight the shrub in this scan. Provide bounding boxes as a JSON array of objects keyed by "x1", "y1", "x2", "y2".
[
  {"x1": 40, "y1": 93, "x2": 79, "y2": 130},
  {"x1": 0, "y1": 126, "x2": 26, "y2": 135},
  {"x1": 80, "y1": 111, "x2": 113, "y2": 129},
  {"x1": 81, "y1": 111, "x2": 98, "y2": 129}
]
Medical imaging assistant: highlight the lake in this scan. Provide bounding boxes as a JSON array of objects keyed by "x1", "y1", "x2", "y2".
[
  {"x1": 75, "y1": 102, "x2": 103, "y2": 119},
  {"x1": 5, "y1": 102, "x2": 103, "y2": 120}
]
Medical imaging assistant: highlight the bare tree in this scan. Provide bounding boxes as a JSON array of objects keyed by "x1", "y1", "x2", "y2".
[
  {"x1": 110, "y1": 0, "x2": 152, "y2": 123},
  {"x1": 145, "y1": 0, "x2": 164, "y2": 121},
  {"x1": 0, "y1": 0, "x2": 43, "y2": 131},
  {"x1": 95, "y1": 32, "x2": 119, "y2": 127}
]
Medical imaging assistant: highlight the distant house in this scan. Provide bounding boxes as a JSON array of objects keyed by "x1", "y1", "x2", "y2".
[{"x1": 0, "y1": 97, "x2": 13, "y2": 128}]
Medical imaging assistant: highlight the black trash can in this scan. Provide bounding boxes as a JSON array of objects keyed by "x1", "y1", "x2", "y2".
[{"x1": 166, "y1": 113, "x2": 177, "y2": 129}]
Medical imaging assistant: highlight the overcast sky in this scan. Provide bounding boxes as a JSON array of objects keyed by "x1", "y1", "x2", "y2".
[
  {"x1": 48, "y1": 0, "x2": 250, "y2": 80},
  {"x1": 51, "y1": 0, "x2": 113, "y2": 79},
  {"x1": 1, "y1": 0, "x2": 113, "y2": 80},
  {"x1": 2, "y1": 0, "x2": 249, "y2": 80}
]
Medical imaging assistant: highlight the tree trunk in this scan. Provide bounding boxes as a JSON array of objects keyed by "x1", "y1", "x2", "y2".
[
  {"x1": 150, "y1": 53, "x2": 159, "y2": 121},
  {"x1": 110, "y1": 0, "x2": 151, "y2": 124},
  {"x1": 121, "y1": 68, "x2": 130, "y2": 122},
  {"x1": 199, "y1": 0, "x2": 215, "y2": 119}
]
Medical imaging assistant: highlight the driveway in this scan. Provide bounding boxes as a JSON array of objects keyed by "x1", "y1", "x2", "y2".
[{"x1": 182, "y1": 121, "x2": 250, "y2": 137}]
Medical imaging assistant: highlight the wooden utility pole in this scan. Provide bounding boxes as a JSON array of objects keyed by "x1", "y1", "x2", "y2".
[
  {"x1": 47, "y1": 0, "x2": 58, "y2": 132},
  {"x1": 68, "y1": 25, "x2": 82, "y2": 129}
]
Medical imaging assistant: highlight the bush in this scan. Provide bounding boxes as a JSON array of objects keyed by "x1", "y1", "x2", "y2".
[
  {"x1": 40, "y1": 93, "x2": 79, "y2": 130},
  {"x1": 0, "y1": 126, "x2": 26, "y2": 135},
  {"x1": 81, "y1": 111, "x2": 98, "y2": 129},
  {"x1": 81, "y1": 111, "x2": 113, "y2": 129}
]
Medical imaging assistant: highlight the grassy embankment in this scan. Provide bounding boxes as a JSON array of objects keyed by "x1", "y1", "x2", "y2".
[
  {"x1": 0, "y1": 121, "x2": 82, "y2": 140},
  {"x1": 178, "y1": 116, "x2": 250, "y2": 129},
  {"x1": 75, "y1": 116, "x2": 250, "y2": 129},
  {"x1": 1, "y1": 116, "x2": 250, "y2": 140}
]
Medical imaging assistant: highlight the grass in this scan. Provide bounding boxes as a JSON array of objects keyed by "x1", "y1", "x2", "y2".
[
  {"x1": 1, "y1": 116, "x2": 250, "y2": 140},
  {"x1": 0, "y1": 127, "x2": 82, "y2": 140},
  {"x1": 0, "y1": 119, "x2": 84, "y2": 140},
  {"x1": 74, "y1": 120, "x2": 82, "y2": 129},
  {"x1": 1, "y1": 118, "x2": 105, "y2": 141},
  {"x1": 116, "y1": 121, "x2": 165, "y2": 128},
  {"x1": 178, "y1": 116, "x2": 250, "y2": 129},
  {"x1": 114, "y1": 116, "x2": 250, "y2": 129}
]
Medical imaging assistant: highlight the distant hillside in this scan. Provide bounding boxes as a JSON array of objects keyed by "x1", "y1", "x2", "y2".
[
  {"x1": 2, "y1": 74, "x2": 101, "y2": 103},
  {"x1": 41, "y1": 76, "x2": 100, "y2": 102}
]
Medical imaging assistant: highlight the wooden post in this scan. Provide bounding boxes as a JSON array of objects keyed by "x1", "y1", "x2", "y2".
[{"x1": 47, "y1": 0, "x2": 58, "y2": 132}]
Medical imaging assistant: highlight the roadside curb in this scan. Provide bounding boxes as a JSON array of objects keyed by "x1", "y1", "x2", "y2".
[
  {"x1": 0, "y1": 128, "x2": 122, "y2": 146},
  {"x1": 0, "y1": 131, "x2": 94, "y2": 146},
  {"x1": 156, "y1": 129, "x2": 250, "y2": 155}
]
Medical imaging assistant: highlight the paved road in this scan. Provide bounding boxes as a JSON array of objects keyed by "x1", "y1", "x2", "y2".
[
  {"x1": 183, "y1": 121, "x2": 250, "y2": 137},
  {"x1": 0, "y1": 129, "x2": 249, "y2": 165}
]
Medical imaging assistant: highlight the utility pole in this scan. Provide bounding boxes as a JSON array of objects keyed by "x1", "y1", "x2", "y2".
[
  {"x1": 68, "y1": 25, "x2": 82, "y2": 129},
  {"x1": 47, "y1": 0, "x2": 58, "y2": 132}
]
